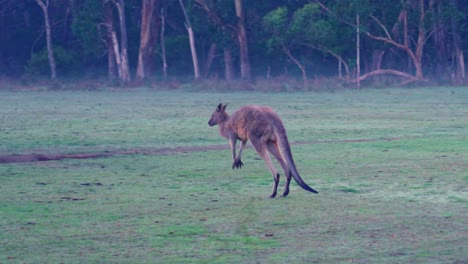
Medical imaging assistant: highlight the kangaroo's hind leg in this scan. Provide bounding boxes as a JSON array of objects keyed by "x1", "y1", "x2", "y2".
[
  {"x1": 250, "y1": 137, "x2": 280, "y2": 198},
  {"x1": 267, "y1": 141, "x2": 292, "y2": 197}
]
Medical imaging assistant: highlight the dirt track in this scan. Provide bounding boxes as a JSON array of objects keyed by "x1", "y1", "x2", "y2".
[{"x1": 0, "y1": 137, "x2": 401, "y2": 164}]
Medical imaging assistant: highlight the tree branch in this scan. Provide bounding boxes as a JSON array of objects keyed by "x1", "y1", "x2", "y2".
[
  {"x1": 370, "y1": 15, "x2": 392, "y2": 40},
  {"x1": 345, "y1": 69, "x2": 419, "y2": 86}
]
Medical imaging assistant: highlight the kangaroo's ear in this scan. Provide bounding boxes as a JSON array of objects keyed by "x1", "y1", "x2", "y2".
[
  {"x1": 216, "y1": 103, "x2": 223, "y2": 112},
  {"x1": 222, "y1": 104, "x2": 228, "y2": 111}
]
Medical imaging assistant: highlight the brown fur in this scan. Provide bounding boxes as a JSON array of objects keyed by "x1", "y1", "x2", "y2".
[{"x1": 208, "y1": 103, "x2": 318, "y2": 197}]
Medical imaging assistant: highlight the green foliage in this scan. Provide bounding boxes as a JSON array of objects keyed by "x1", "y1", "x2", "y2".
[
  {"x1": 262, "y1": 7, "x2": 288, "y2": 36},
  {"x1": 262, "y1": 7, "x2": 288, "y2": 51},
  {"x1": 290, "y1": 3, "x2": 328, "y2": 43},
  {"x1": 71, "y1": 0, "x2": 103, "y2": 57},
  {"x1": 292, "y1": 3, "x2": 353, "y2": 56},
  {"x1": 25, "y1": 46, "x2": 74, "y2": 77}
]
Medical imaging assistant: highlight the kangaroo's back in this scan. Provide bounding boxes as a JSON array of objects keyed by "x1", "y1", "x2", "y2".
[{"x1": 228, "y1": 105, "x2": 285, "y2": 140}]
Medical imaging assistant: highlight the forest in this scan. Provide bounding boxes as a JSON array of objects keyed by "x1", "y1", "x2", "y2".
[{"x1": 1, "y1": 0, "x2": 467, "y2": 89}]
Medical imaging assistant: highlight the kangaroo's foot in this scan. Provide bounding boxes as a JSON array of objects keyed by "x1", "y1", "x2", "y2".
[
  {"x1": 270, "y1": 191, "x2": 277, "y2": 198},
  {"x1": 232, "y1": 159, "x2": 244, "y2": 169}
]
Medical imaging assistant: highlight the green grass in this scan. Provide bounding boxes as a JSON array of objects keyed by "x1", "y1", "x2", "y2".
[{"x1": 0, "y1": 87, "x2": 467, "y2": 263}]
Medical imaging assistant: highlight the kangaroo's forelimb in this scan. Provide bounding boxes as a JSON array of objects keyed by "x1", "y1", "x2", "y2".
[{"x1": 230, "y1": 136, "x2": 246, "y2": 169}]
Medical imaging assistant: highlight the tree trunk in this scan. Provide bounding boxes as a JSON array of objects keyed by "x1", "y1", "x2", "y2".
[
  {"x1": 110, "y1": 28, "x2": 122, "y2": 79},
  {"x1": 136, "y1": 0, "x2": 155, "y2": 81},
  {"x1": 224, "y1": 48, "x2": 234, "y2": 81},
  {"x1": 179, "y1": 0, "x2": 200, "y2": 80},
  {"x1": 356, "y1": 13, "x2": 360, "y2": 88},
  {"x1": 104, "y1": 1, "x2": 123, "y2": 80},
  {"x1": 146, "y1": 1, "x2": 161, "y2": 77},
  {"x1": 282, "y1": 45, "x2": 307, "y2": 88},
  {"x1": 34, "y1": 0, "x2": 56, "y2": 80},
  {"x1": 327, "y1": 49, "x2": 350, "y2": 79},
  {"x1": 187, "y1": 27, "x2": 200, "y2": 79},
  {"x1": 454, "y1": 49, "x2": 465, "y2": 84},
  {"x1": 234, "y1": 0, "x2": 251, "y2": 81},
  {"x1": 203, "y1": 43, "x2": 217, "y2": 78},
  {"x1": 304, "y1": 44, "x2": 350, "y2": 79},
  {"x1": 107, "y1": 41, "x2": 117, "y2": 81},
  {"x1": 450, "y1": 0, "x2": 465, "y2": 84},
  {"x1": 114, "y1": 0, "x2": 131, "y2": 83},
  {"x1": 431, "y1": 1, "x2": 448, "y2": 79},
  {"x1": 104, "y1": 3, "x2": 117, "y2": 81},
  {"x1": 413, "y1": 0, "x2": 425, "y2": 80},
  {"x1": 160, "y1": 8, "x2": 167, "y2": 79}
]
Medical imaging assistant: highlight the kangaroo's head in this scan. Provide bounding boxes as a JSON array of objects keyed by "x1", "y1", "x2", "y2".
[{"x1": 208, "y1": 103, "x2": 228, "y2": 126}]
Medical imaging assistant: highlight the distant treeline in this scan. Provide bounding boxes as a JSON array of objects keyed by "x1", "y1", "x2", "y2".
[{"x1": 1, "y1": 0, "x2": 467, "y2": 87}]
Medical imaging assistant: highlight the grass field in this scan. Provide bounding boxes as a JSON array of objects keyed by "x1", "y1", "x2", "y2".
[{"x1": 0, "y1": 87, "x2": 467, "y2": 263}]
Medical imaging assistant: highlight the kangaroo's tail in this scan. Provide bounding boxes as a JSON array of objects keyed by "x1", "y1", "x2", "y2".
[{"x1": 277, "y1": 129, "x2": 318, "y2": 194}]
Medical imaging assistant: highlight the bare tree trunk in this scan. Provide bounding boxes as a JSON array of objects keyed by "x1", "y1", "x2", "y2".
[
  {"x1": 146, "y1": 1, "x2": 160, "y2": 76},
  {"x1": 356, "y1": 13, "x2": 360, "y2": 89},
  {"x1": 187, "y1": 27, "x2": 200, "y2": 79},
  {"x1": 303, "y1": 43, "x2": 350, "y2": 79},
  {"x1": 414, "y1": 0, "x2": 425, "y2": 80},
  {"x1": 136, "y1": 0, "x2": 155, "y2": 81},
  {"x1": 234, "y1": 0, "x2": 251, "y2": 81},
  {"x1": 450, "y1": 0, "x2": 465, "y2": 84},
  {"x1": 110, "y1": 29, "x2": 122, "y2": 79},
  {"x1": 455, "y1": 49, "x2": 465, "y2": 84},
  {"x1": 114, "y1": 0, "x2": 131, "y2": 83},
  {"x1": 203, "y1": 43, "x2": 217, "y2": 78},
  {"x1": 282, "y1": 45, "x2": 307, "y2": 88},
  {"x1": 431, "y1": 1, "x2": 448, "y2": 79},
  {"x1": 160, "y1": 8, "x2": 167, "y2": 80},
  {"x1": 224, "y1": 48, "x2": 234, "y2": 81},
  {"x1": 104, "y1": 1, "x2": 123, "y2": 80},
  {"x1": 34, "y1": 0, "x2": 56, "y2": 80},
  {"x1": 327, "y1": 49, "x2": 350, "y2": 79},
  {"x1": 371, "y1": 50, "x2": 385, "y2": 71},
  {"x1": 338, "y1": 60, "x2": 342, "y2": 78},
  {"x1": 107, "y1": 41, "x2": 117, "y2": 80},
  {"x1": 179, "y1": 0, "x2": 200, "y2": 80},
  {"x1": 104, "y1": 3, "x2": 117, "y2": 81}
]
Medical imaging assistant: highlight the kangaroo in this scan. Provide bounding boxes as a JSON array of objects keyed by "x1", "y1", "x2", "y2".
[{"x1": 208, "y1": 103, "x2": 318, "y2": 197}]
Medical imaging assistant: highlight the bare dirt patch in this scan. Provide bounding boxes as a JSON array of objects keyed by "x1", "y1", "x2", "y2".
[{"x1": 0, "y1": 137, "x2": 401, "y2": 164}]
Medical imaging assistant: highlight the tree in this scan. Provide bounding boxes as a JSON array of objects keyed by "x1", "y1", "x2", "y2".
[
  {"x1": 105, "y1": 0, "x2": 131, "y2": 83},
  {"x1": 234, "y1": 0, "x2": 251, "y2": 81},
  {"x1": 448, "y1": 0, "x2": 465, "y2": 84},
  {"x1": 364, "y1": 0, "x2": 431, "y2": 83},
  {"x1": 34, "y1": 0, "x2": 56, "y2": 80},
  {"x1": 136, "y1": 0, "x2": 157, "y2": 81},
  {"x1": 315, "y1": 0, "x2": 440, "y2": 85},
  {"x1": 263, "y1": 7, "x2": 307, "y2": 86},
  {"x1": 179, "y1": 0, "x2": 200, "y2": 80},
  {"x1": 160, "y1": 7, "x2": 168, "y2": 79},
  {"x1": 103, "y1": 1, "x2": 117, "y2": 81},
  {"x1": 263, "y1": 3, "x2": 353, "y2": 87},
  {"x1": 194, "y1": 0, "x2": 255, "y2": 81}
]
